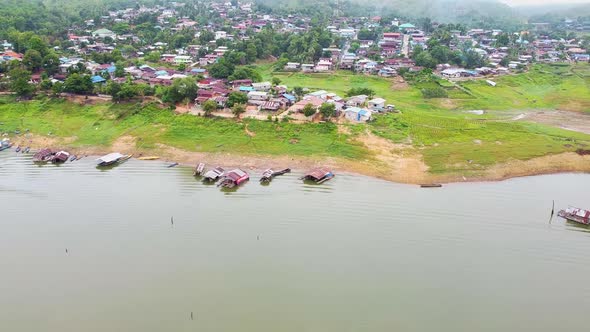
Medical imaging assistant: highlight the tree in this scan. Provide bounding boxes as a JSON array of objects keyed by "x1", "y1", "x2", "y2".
[
  {"x1": 63, "y1": 74, "x2": 93, "y2": 94},
  {"x1": 271, "y1": 77, "x2": 281, "y2": 86},
  {"x1": 177, "y1": 63, "x2": 186, "y2": 72},
  {"x1": 227, "y1": 92, "x2": 248, "y2": 107},
  {"x1": 161, "y1": 77, "x2": 198, "y2": 104},
  {"x1": 346, "y1": 87, "x2": 375, "y2": 98},
  {"x1": 114, "y1": 62, "x2": 125, "y2": 78},
  {"x1": 23, "y1": 49, "x2": 42, "y2": 71},
  {"x1": 293, "y1": 86, "x2": 304, "y2": 97},
  {"x1": 144, "y1": 51, "x2": 161, "y2": 62},
  {"x1": 415, "y1": 52, "x2": 437, "y2": 69},
  {"x1": 302, "y1": 103, "x2": 316, "y2": 117},
  {"x1": 463, "y1": 50, "x2": 486, "y2": 69},
  {"x1": 42, "y1": 52, "x2": 59, "y2": 75},
  {"x1": 231, "y1": 103, "x2": 246, "y2": 119},
  {"x1": 202, "y1": 100, "x2": 217, "y2": 116},
  {"x1": 319, "y1": 103, "x2": 336, "y2": 120},
  {"x1": 9, "y1": 68, "x2": 35, "y2": 98}
]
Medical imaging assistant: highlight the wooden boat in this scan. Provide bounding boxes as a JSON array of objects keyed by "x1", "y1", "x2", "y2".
[
  {"x1": 193, "y1": 162, "x2": 205, "y2": 176},
  {"x1": 51, "y1": 151, "x2": 70, "y2": 163},
  {"x1": 0, "y1": 139, "x2": 12, "y2": 151},
  {"x1": 420, "y1": 183, "x2": 443, "y2": 188},
  {"x1": 218, "y1": 168, "x2": 249, "y2": 188},
  {"x1": 558, "y1": 207, "x2": 590, "y2": 225},
  {"x1": 203, "y1": 167, "x2": 224, "y2": 182},
  {"x1": 33, "y1": 148, "x2": 54, "y2": 162},
  {"x1": 96, "y1": 152, "x2": 131, "y2": 166},
  {"x1": 300, "y1": 167, "x2": 334, "y2": 184},
  {"x1": 167, "y1": 162, "x2": 179, "y2": 168},
  {"x1": 260, "y1": 168, "x2": 291, "y2": 183},
  {"x1": 15, "y1": 146, "x2": 21, "y2": 153},
  {"x1": 138, "y1": 156, "x2": 160, "y2": 160}
]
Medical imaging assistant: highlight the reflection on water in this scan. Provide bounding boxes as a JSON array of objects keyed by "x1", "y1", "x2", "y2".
[{"x1": 1, "y1": 152, "x2": 590, "y2": 332}]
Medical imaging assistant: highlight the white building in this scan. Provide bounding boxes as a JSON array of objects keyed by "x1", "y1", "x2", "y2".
[{"x1": 215, "y1": 31, "x2": 227, "y2": 40}]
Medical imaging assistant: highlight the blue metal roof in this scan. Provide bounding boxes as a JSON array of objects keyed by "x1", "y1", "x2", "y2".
[
  {"x1": 91, "y1": 75, "x2": 106, "y2": 83},
  {"x1": 282, "y1": 93, "x2": 296, "y2": 101},
  {"x1": 239, "y1": 86, "x2": 254, "y2": 92}
]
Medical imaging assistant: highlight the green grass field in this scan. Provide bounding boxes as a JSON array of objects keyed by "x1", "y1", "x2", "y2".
[
  {"x1": 258, "y1": 63, "x2": 590, "y2": 113},
  {"x1": 0, "y1": 97, "x2": 367, "y2": 160}
]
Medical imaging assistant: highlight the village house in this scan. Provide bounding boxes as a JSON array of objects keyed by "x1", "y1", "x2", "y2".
[
  {"x1": 247, "y1": 91, "x2": 269, "y2": 103},
  {"x1": 288, "y1": 96, "x2": 324, "y2": 113},
  {"x1": 92, "y1": 28, "x2": 116, "y2": 39},
  {"x1": 344, "y1": 107, "x2": 372, "y2": 122},
  {"x1": 284, "y1": 62, "x2": 301, "y2": 70},
  {"x1": 315, "y1": 58, "x2": 333, "y2": 72},
  {"x1": 367, "y1": 98, "x2": 386, "y2": 110},
  {"x1": 252, "y1": 82, "x2": 272, "y2": 91}
]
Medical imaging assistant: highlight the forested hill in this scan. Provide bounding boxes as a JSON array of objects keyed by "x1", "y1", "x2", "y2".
[
  {"x1": 256, "y1": 0, "x2": 524, "y2": 29},
  {"x1": 0, "y1": 0, "x2": 156, "y2": 35}
]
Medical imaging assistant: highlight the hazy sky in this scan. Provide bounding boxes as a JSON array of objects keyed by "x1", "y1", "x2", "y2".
[{"x1": 500, "y1": 0, "x2": 589, "y2": 5}]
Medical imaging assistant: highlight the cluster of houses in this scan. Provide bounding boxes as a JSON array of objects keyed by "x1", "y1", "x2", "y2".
[{"x1": 191, "y1": 78, "x2": 390, "y2": 123}]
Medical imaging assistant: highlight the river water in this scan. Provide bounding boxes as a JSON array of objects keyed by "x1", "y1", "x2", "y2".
[{"x1": 1, "y1": 152, "x2": 590, "y2": 332}]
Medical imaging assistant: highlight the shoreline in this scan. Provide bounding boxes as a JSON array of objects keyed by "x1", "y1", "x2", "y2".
[{"x1": 9, "y1": 134, "x2": 590, "y2": 185}]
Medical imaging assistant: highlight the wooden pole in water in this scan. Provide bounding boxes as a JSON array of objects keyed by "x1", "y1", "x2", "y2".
[
  {"x1": 190, "y1": 312, "x2": 193, "y2": 320},
  {"x1": 551, "y1": 200, "x2": 555, "y2": 216},
  {"x1": 65, "y1": 248, "x2": 68, "y2": 254},
  {"x1": 171, "y1": 216, "x2": 174, "y2": 225}
]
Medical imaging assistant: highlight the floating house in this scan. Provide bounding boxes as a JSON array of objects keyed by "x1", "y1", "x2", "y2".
[
  {"x1": 218, "y1": 168, "x2": 249, "y2": 188},
  {"x1": 203, "y1": 167, "x2": 224, "y2": 182},
  {"x1": 96, "y1": 152, "x2": 128, "y2": 166},
  {"x1": 300, "y1": 168, "x2": 334, "y2": 184}
]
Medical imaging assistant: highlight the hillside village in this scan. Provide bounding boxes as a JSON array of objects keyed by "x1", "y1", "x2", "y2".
[{"x1": 1, "y1": 0, "x2": 589, "y2": 123}]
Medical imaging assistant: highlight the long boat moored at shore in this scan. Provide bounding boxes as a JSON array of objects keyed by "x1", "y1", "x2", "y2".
[
  {"x1": 97, "y1": 153, "x2": 131, "y2": 166},
  {"x1": 52, "y1": 151, "x2": 71, "y2": 163},
  {"x1": 558, "y1": 207, "x2": 590, "y2": 225},
  {"x1": 218, "y1": 168, "x2": 249, "y2": 188},
  {"x1": 203, "y1": 167, "x2": 224, "y2": 182},
  {"x1": 260, "y1": 168, "x2": 291, "y2": 183},
  {"x1": 300, "y1": 167, "x2": 334, "y2": 184},
  {"x1": 193, "y1": 162, "x2": 205, "y2": 176},
  {"x1": 33, "y1": 148, "x2": 54, "y2": 162},
  {"x1": 0, "y1": 138, "x2": 12, "y2": 151}
]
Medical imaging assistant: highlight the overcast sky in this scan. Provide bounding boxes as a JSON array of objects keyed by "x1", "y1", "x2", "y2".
[{"x1": 500, "y1": 0, "x2": 589, "y2": 5}]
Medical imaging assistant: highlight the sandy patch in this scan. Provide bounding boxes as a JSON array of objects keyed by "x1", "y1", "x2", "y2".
[{"x1": 516, "y1": 110, "x2": 590, "y2": 135}]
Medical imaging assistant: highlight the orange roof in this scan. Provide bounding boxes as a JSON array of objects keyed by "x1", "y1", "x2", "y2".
[{"x1": 1, "y1": 51, "x2": 23, "y2": 59}]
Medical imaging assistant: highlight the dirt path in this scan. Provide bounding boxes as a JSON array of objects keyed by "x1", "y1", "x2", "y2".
[{"x1": 514, "y1": 110, "x2": 590, "y2": 135}]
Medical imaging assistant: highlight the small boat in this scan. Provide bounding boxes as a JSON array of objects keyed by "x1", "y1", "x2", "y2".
[
  {"x1": 260, "y1": 168, "x2": 291, "y2": 183},
  {"x1": 33, "y1": 148, "x2": 54, "y2": 162},
  {"x1": 23, "y1": 147, "x2": 30, "y2": 153},
  {"x1": 138, "y1": 156, "x2": 160, "y2": 160},
  {"x1": 15, "y1": 146, "x2": 21, "y2": 153},
  {"x1": 558, "y1": 207, "x2": 590, "y2": 225},
  {"x1": 420, "y1": 183, "x2": 443, "y2": 188},
  {"x1": 300, "y1": 167, "x2": 334, "y2": 184},
  {"x1": 0, "y1": 139, "x2": 12, "y2": 151},
  {"x1": 51, "y1": 151, "x2": 70, "y2": 163},
  {"x1": 167, "y1": 162, "x2": 179, "y2": 168},
  {"x1": 96, "y1": 152, "x2": 131, "y2": 166},
  {"x1": 193, "y1": 162, "x2": 205, "y2": 176},
  {"x1": 203, "y1": 167, "x2": 224, "y2": 182},
  {"x1": 218, "y1": 168, "x2": 249, "y2": 188},
  {"x1": 69, "y1": 155, "x2": 77, "y2": 162}
]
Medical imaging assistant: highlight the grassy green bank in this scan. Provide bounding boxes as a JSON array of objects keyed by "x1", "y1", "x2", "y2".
[{"x1": 0, "y1": 97, "x2": 367, "y2": 159}]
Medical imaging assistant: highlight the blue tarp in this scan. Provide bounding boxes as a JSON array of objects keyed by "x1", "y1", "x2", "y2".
[
  {"x1": 239, "y1": 86, "x2": 254, "y2": 92},
  {"x1": 91, "y1": 75, "x2": 106, "y2": 83},
  {"x1": 154, "y1": 70, "x2": 168, "y2": 77}
]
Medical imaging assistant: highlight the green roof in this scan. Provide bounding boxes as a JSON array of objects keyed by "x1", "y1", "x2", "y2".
[
  {"x1": 399, "y1": 23, "x2": 416, "y2": 29},
  {"x1": 93, "y1": 29, "x2": 113, "y2": 34}
]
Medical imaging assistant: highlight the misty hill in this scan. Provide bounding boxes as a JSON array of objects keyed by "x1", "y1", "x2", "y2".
[{"x1": 256, "y1": 0, "x2": 524, "y2": 28}]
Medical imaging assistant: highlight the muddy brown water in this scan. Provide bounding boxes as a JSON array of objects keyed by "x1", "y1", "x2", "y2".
[{"x1": 1, "y1": 152, "x2": 590, "y2": 331}]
